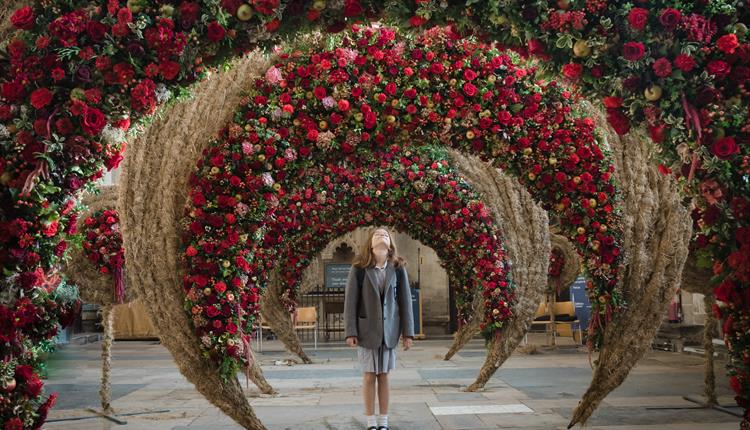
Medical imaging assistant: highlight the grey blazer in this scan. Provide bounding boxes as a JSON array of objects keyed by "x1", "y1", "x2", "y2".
[{"x1": 344, "y1": 263, "x2": 415, "y2": 349}]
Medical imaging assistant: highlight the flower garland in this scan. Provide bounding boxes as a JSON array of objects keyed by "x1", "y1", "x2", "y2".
[
  {"x1": 82, "y1": 210, "x2": 125, "y2": 304},
  {"x1": 182, "y1": 25, "x2": 621, "y2": 377},
  {"x1": 412, "y1": 1, "x2": 749, "y2": 423}
]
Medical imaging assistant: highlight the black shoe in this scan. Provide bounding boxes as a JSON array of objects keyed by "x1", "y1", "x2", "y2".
[
  {"x1": 377, "y1": 427, "x2": 388, "y2": 430},
  {"x1": 367, "y1": 427, "x2": 377, "y2": 430}
]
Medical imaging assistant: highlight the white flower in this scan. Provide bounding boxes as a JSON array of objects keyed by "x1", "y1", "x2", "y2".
[
  {"x1": 155, "y1": 83, "x2": 171, "y2": 103},
  {"x1": 100, "y1": 125, "x2": 125, "y2": 146},
  {"x1": 262, "y1": 172, "x2": 274, "y2": 186},
  {"x1": 0, "y1": 124, "x2": 8, "y2": 138}
]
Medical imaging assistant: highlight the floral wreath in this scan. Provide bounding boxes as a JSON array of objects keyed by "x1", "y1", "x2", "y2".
[{"x1": 82, "y1": 209, "x2": 125, "y2": 303}]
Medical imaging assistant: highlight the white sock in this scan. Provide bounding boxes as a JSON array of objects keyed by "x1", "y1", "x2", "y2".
[
  {"x1": 365, "y1": 415, "x2": 376, "y2": 427},
  {"x1": 377, "y1": 415, "x2": 388, "y2": 428}
]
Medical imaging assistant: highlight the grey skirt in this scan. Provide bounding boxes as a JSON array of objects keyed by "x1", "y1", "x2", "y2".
[{"x1": 358, "y1": 344, "x2": 396, "y2": 374}]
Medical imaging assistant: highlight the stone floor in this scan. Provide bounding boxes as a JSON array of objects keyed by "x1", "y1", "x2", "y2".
[{"x1": 43, "y1": 335, "x2": 742, "y2": 429}]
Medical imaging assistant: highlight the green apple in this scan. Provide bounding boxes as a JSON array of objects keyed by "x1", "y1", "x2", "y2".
[{"x1": 237, "y1": 4, "x2": 253, "y2": 21}]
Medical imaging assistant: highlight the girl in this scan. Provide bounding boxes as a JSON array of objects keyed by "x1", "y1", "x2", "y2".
[{"x1": 344, "y1": 227, "x2": 414, "y2": 430}]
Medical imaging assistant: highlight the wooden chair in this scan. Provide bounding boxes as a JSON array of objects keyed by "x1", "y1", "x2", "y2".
[
  {"x1": 256, "y1": 314, "x2": 273, "y2": 352},
  {"x1": 551, "y1": 301, "x2": 582, "y2": 344},
  {"x1": 524, "y1": 302, "x2": 549, "y2": 344},
  {"x1": 293, "y1": 306, "x2": 318, "y2": 349}
]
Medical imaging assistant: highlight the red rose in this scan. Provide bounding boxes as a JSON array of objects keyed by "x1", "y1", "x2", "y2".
[
  {"x1": 4, "y1": 417, "x2": 23, "y2": 430},
  {"x1": 86, "y1": 21, "x2": 108, "y2": 42},
  {"x1": 82, "y1": 106, "x2": 106, "y2": 136},
  {"x1": 343, "y1": 0, "x2": 364, "y2": 17},
  {"x1": 736, "y1": 227, "x2": 750, "y2": 244},
  {"x1": 265, "y1": 18, "x2": 280, "y2": 32},
  {"x1": 659, "y1": 8, "x2": 681, "y2": 29},
  {"x1": 606, "y1": 109, "x2": 630, "y2": 135},
  {"x1": 30, "y1": 88, "x2": 53, "y2": 109},
  {"x1": 431, "y1": 62, "x2": 444, "y2": 74},
  {"x1": 179, "y1": 2, "x2": 200, "y2": 25},
  {"x1": 603, "y1": 96, "x2": 623, "y2": 108},
  {"x1": 25, "y1": 376, "x2": 43, "y2": 397},
  {"x1": 627, "y1": 8, "x2": 649, "y2": 30},
  {"x1": 622, "y1": 42, "x2": 645, "y2": 61},
  {"x1": 716, "y1": 33, "x2": 739, "y2": 54},
  {"x1": 11, "y1": 6, "x2": 35, "y2": 30},
  {"x1": 652, "y1": 57, "x2": 672, "y2": 77},
  {"x1": 14, "y1": 365, "x2": 35, "y2": 381},
  {"x1": 463, "y1": 69, "x2": 477, "y2": 81},
  {"x1": 409, "y1": 15, "x2": 428, "y2": 27},
  {"x1": 674, "y1": 54, "x2": 696, "y2": 72},
  {"x1": 711, "y1": 136, "x2": 739, "y2": 159},
  {"x1": 7, "y1": 39, "x2": 26, "y2": 59},
  {"x1": 561, "y1": 63, "x2": 583, "y2": 80},
  {"x1": 527, "y1": 39, "x2": 546, "y2": 56},
  {"x1": 306, "y1": 128, "x2": 318, "y2": 141},
  {"x1": 706, "y1": 60, "x2": 731, "y2": 79},
  {"x1": 2, "y1": 81, "x2": 26, "y2": 102},
  {"x1": 206, "y1": 21, "x2": 225, "y2": 42},
  {"x1": 160, "y1": 61, "x2": 181, "y2": 80},
  {"x1": 252, "y1": 0, "x2": 279, "y2": 15},
  {"x1": 214, "y1": 282, "x2": 227, "y2": 293},
  {"x1": 337, "y1": 99, "x2": 350, "y2": 111},
  {"x1": 462, "y1": 82, "x2": 477, "y2": 97}
]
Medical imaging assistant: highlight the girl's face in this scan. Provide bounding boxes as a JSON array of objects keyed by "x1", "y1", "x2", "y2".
[{"x1": 371, "y1": 229, "x2": 391, "y2": 250}]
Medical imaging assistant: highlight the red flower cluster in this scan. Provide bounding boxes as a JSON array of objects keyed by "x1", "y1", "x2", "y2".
[{"x1": 82, "y1": 210, "x2": 126, "y2": 303}]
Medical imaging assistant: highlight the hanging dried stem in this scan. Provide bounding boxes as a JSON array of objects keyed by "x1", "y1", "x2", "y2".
[
  {"x1": 118, "y1": 53, "x2": 276, "y2": 430},
  {"x1": 703, "y1": 293, "x2": 718, "y2": 407},
  {"x1": 443, "y1": 273, "x2": 483, "y2": 361},
  {"x1": 63, "y1": 186, "x2": 132, "y2": 306},
  {"x1": 550, "y1": 233, "x2": 581, "y2": 294},
  {"x1": 99, "y1": 306, "x2": 115, "y2": 413},
  {"x1": 568, "y1": 110, "x2": 692, "y2": 428},
  {"x1": 262, "y1": 271, "x2": 312, "y2": 364},
  {"x1": 447, "y1": 150, "x2": 550, "y2": 391}
]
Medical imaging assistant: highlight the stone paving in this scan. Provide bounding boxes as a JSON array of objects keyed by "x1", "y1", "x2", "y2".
[{"x1": 43, "y1": 336, "x2": 742, "y2": 429}]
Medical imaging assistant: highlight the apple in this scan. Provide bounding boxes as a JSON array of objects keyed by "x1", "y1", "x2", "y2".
[
  {"x1": 644, "y1": 85, "x2": 662, "y2": 101},
  {"x1": 237, "y1": 4, "x2": 253, "y2": 21},
  {"x1": 573, "y1": 40, "x2": 591, "y2": 58}
]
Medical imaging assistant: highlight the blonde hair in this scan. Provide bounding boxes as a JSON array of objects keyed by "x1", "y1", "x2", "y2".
[{"x1": 352, "y1": 227, "x2": 405, "y2": 268}]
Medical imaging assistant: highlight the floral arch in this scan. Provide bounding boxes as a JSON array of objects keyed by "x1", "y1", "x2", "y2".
[
  {"x1": 0, "y1": 0, "x2": 733, "y2": 429},
  {"x1": 181, "y1": 26, "x2": 621, "y2": 381}
]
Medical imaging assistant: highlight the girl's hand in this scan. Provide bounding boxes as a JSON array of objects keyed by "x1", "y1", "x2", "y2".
[
  {"x1": 403, "y1": 337, "x2": 413, "y2": 351},
  {"x1": 346, "y1": 336, "x2": 358, "y2": 347}
]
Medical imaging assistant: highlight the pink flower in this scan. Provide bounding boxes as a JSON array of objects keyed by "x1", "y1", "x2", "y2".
[{"x1": 265, "y1": 66, "x2": 282, "y2": 84}]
